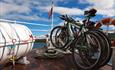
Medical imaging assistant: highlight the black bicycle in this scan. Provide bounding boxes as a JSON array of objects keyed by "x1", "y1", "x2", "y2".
[{"x1": 50, "y1": 9, "x2": 112, "y2": 70}]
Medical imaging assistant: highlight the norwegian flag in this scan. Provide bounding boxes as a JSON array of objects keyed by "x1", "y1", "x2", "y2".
[{"x1": 48, "y1": 1, "x2": 53, "y2": 19}]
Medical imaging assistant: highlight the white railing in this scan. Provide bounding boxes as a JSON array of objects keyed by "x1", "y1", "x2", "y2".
[
  {"x1": 0, "y1": 19, "x2": 51, "y2": 26},
  {"x1": 0, "y1": 19, "x2": 52, "y2": 37}
]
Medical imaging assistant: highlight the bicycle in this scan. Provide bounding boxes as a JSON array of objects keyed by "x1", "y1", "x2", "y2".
[
  {"x1": 50, "y1": 9, "x2": 112, "y2": 70},
  {"x1": 50, "y1": 9, "x2": 99, "y2": 50}
]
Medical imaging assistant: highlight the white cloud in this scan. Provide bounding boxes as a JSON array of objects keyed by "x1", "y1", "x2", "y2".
[
  {"x1": 17, "y1": 15, "x2": 51, "y2": 22},
  {"x1": 87, "y1": 0, "x2": 114, "y2": 9},
  {"x1": 40, "y1": 6, "x2": 84, "y2": 16},
  {"x1": 1, "y1": 14, "x2": 51, "y2": 22},
  {"x1": 40, "y1": 0, "x2": 115, "y2": 17},
  {"x1": 0, "y1": 0, "x2": 115, "y2": 22},
  {"x1": 78, "y1": 0, "x2": 88, "y2": 4},
  {"x1": 0, "y1": 0, "x2": 55, "y2": 21},
  {"x1": 0, "y1": 0, "x2": 68, "y2": 21},
  {"x1": 0, "y1": 2, "x2": 31, "y2": 16},
  {"x1": 54, "y1": 7, "x2": 84, "y2": 15},
  {"x1": 84, "y1": 0, "x2": 115, "y2": 17},
  {"x1": 97, "y1": 9, "x2": 115, "y2": 17}
]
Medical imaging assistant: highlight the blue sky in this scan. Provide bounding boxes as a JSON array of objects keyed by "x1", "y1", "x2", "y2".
[{"x1": 0, "y1": 0, "x2": 115, "y2": 36}]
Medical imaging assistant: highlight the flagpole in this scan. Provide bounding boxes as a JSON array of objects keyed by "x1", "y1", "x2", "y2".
[
  {"x1": 51, "y1": 9, "x2": 53, "y2": 30},
  {"x1": 51, "y1": 0, "x2": 54, "y2": 30}
]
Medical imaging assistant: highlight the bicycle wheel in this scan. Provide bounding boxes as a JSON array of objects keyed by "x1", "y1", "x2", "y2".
[
  {"x1": 91, "y1": 30, "x2": 112, "y2": 67},
  {"x1": 72, "y1": 31, "x2": 103, "y2": 70},
  {"x1": 50, "y1": 26, "x2": 69, "y2": 49}
]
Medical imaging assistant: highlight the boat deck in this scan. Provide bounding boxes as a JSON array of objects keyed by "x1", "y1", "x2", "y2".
[{"x1": 2, "y1": 49, "x2": 112, "y2": 70}]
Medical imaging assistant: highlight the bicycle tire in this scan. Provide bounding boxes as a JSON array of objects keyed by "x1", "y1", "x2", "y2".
[
  {"x1": 72, "y1": 31, "x2": 104, "y2": 70},
  {"x1": 50, "y1": 26, "x2": 69, "y2": 49},
  {"x1": 90, "y1": 30, "x2": 112, "y2": 67}
]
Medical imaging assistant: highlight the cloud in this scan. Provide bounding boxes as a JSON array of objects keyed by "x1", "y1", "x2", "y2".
[
  {"x1": 0, "y1": 2, "x2": 31, "y2": 16},
  {"x1": 40, "y1": 6, "x2": 84, "y2": 16},
  {"x1": 87, "y1": 0, "x2": 114, "y2": 9},
  {"x1": 40, "y1": 0, "x2": 115, "y2": 17},
  {"x1": 16, "y1": 15, "x2": 51, "y2": 22},
  {"x1": 78, "y1": 0, "x2": 88, "y2": 4},
  {"x1": 0, "y1": 0, "x2": 55, "y2": 21},
  {"x1": 1, "y1": 14, "x2": 51, "y2": 22},
  {"x1": 0, "y1": 0, "x2": 115, "y2": 22},
  {"x1": 97, "y1": 9, "x2": 115, "y2": 17},
  {"x1": 54, "y1": 7, "x2": 84, "y2": 15},
  {"x1": 84, "y1": 0, "x2": 115, "y2": 17},
  {"x1": 0, "y1": 0, "x2": 67, "y2": 21}
]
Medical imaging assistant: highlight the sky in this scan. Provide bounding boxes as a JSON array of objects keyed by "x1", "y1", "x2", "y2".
[{"x1": 0, "y1": 0, "x2": 115, "y2": 36}]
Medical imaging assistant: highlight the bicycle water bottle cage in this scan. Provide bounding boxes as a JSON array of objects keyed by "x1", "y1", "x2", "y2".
[{"x1": 84, "y1": 8, "x2": 97, "y2": 18}]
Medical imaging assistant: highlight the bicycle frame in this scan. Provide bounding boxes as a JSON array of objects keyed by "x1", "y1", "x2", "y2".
[{"x1": 62, "y1": 17, "x2": 92, "y2": 49}]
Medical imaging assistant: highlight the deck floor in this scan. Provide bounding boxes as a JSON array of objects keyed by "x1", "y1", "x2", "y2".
[{"x1": 2, "y1": 49, "x2": 112, "y2": 70}]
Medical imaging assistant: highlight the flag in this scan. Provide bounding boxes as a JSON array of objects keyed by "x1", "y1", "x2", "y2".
[
  {"x1": 48, "y1": 1, "x2": 53, "y2": 19},
  {"x1": 48, "y1": 7, "x2": 53, "y2": 19}
]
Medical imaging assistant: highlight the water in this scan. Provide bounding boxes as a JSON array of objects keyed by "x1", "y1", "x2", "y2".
[{"x1": 33, "y1": 42, "x2": 46, "y2": 48}]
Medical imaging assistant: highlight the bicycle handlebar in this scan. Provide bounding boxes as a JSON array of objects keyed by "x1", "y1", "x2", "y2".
[
  {"x1": 60, "y1": 15, "x2": 76, "y2": 23},
  {"x1": 59, "y1": 8, "x2": 97, "y2": 26},
  {"x1": 60, "y1": 15, "x2": 82, "y2": 26}
]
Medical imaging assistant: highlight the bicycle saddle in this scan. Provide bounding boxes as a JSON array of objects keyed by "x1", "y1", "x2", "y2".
[{"x1": 84, "y1": 8, "x2": 97, "y2": 17}]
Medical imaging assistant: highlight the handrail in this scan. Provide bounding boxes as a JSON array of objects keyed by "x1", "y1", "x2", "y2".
[
  {"x1": 0, "y1": 19, "x2": 51, "y2": 26},
  {"x1": 0, "y1": 19, "x2": 51, "y2": 36},
  {"x1": 31, "y1": 29, "x2": 50, "y2": 32}
]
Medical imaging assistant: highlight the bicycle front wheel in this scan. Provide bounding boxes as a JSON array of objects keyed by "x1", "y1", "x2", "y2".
[{"x1": 50, "y1": 26, "x2": 69, "y2": 49}]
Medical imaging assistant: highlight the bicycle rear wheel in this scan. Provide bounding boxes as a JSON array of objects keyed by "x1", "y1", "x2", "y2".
[
  {"x1": 91, "y1": 30, "x2": 112, "y2": 67},
  {"x1": 72, "y1": 31, "x2": 103, "y2": 70}
]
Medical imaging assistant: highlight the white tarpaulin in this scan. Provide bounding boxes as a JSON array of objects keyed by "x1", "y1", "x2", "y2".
[{"x1": 0, "y1": 21, "x2": 34, "y2": 64}]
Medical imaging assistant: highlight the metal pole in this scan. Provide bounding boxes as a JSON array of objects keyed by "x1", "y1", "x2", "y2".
[
  {"x1": 51, "y1": 10, "x2": 54, "y2": 30},
  {"x1": 51, "y1": 0, "x2": 54, "y2": 30}
]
